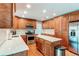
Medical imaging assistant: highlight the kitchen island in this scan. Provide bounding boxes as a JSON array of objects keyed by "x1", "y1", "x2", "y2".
[
  {"x1": 35, "y1": 34, "x2": 62, "y2": 56},
  {"x1": 0, "y1": 35, "x2": 29, "y2": 56}
]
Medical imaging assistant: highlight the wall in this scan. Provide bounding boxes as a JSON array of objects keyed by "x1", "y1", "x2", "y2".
[
  {"x1": 42, "y1": 10, "x2": 79, "y2": 47},
  {"x1": 15, "y1": 29, "x2": 26, "y2": 35},
  {"x1": 42, "y1": 29, "x2": 55, "y2": 35},
  {"x1": 35, "y1": 21, "x2": 43, "y2": 34},
  {"x1": 35, "y1": 21, "x2": 55, "y2": 35}
]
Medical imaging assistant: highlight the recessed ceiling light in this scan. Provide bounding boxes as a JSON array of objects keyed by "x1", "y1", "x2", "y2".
[
  {"x1": 22, "y1": 15, "x2": 25, "y2": 17},
  {"x1": 41, "y1": 17, "x2": 46, "y2": 20},
  {"x1": 46, "y1": 16, "x2": 49, "y2": 19},
  {"x1": 26, "y1": 4, "x2": 31, "y2": 9},
  {"x1": 8, "y1": 48, "x2": 11, "y2": 50},
  {"x1": 43, "y1": 9, "x2": 47, "y2": 13},
  {"x1": 24, "y1": 11, "x2": 28, "y2": 14},
  {"x1": 53, "y1": 13, "x2": 56, "y2": 16}
]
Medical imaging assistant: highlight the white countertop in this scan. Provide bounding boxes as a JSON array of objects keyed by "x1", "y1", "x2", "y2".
[
  {"x1": 0, "y1": 36, "x2": 29, "y2": 56},
  {"x1": 36, "y1": 34, "x2": 62, "y2": 42}
]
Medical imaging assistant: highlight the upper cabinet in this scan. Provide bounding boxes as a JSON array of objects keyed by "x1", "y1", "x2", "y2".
[
  {"x1": 13, "y1": 16, "x2": 36, "y2": 29},
  {"x1": 42, "y1": 20, "x2": 54, "y2": 29},
  {"x1": 68, "y1": 11, "x2": 79, "y2": 22},
  {"x1": 42, "y1": 21, "x2": 48, "y2": 29},
  {"x1": 0, "y1": 3, "x2": 13, "y2": 28}
]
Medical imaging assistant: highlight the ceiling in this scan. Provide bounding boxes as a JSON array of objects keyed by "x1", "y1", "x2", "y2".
[{"x1": 15, "y1": 3, "x2": 79, "y2": 21}]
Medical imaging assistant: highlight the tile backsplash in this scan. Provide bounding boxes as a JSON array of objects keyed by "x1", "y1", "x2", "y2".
[
  {"x1": 42, "y1": 29, "x2": 55, "y2": 35},
  {"x1": 15, "y1": 29, "x2": 55, "y2": 35},
  {"x1": 15, "y1": 29, "x2": 26, "y2": 35}
]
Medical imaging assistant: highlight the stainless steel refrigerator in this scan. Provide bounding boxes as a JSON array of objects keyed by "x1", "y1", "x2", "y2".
[{"x1": 69, "y1": 21, "x2": 79, "y2": 54}]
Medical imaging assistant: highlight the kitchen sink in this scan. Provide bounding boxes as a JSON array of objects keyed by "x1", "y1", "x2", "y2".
[{"x1": 12, "y1": 35, "x2": 19, "y2": 38}]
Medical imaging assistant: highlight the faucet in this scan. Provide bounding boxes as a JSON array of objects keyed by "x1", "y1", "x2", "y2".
[{"x1": 8, "y1": 30, "x2": 12, "y2": 40}]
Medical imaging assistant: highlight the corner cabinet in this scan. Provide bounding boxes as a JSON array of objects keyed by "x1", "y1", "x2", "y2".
[{"x1": 0, "y1": 3, "x2": 13, "y2": 28}]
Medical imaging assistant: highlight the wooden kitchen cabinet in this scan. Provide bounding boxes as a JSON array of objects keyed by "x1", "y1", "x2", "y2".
[
  {"x1": 0, "y1": 3, "x2": 13, "y2": 28},
  {"x1": 13, "y1": 16, "x2": 36, "y2": 29},
  {"x1": 18, "y1": 19, "x2": 26, "y2": 29},
  {"x1": 42, "y1": 11, "x2": 79, "y2": 55},
  {"x1": 35, "y1": 37, "x2": 40, "y2": 50},
  {"x1": 42, "y1": 11, "x2": 79, "y2": 48},
  {"x1": 43, "y1": 21, "x2": 52, "y2": 29},
  {"x1": 35, "y1": 37, "x2": 44, "y2": 53},
  {"x1": 42, "y1": 21, "x2": 51, "y2": 29},
  {"x1": 21, "y1": 35, "x2": 27, "y2": 44},
  {"x1": 38, "y1": 39, "x2": 44, "y2": 52},
  {"x1": 35, "y1": 37, "x2": 61, "y2": 56},
  {"x1": 43, "y1": 40, "x2": 52, "y2": 56}
]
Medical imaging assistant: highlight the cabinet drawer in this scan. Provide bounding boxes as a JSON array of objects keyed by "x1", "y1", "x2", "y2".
[
  {"x1": 45, "y1": 40, "x2": 51, "y2": 45},
  {"x1": 39, "y1": 39, "x2": 44, "y2": 42},
  {"x1": 52, "y1": 41, "x2": 61, "y2": 46}
]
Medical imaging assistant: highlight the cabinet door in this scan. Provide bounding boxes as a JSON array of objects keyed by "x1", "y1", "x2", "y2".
[
  {"x1": 38, "y1": 39, "x2": 44, "y2": 52},
  {"x1": 45, "y1": 44, "x2": 51, "y2": 56},
  {"x1": 21, "y1": 35, "x2": 27, "y2": 43},
  {"x1": 42, "y1": 42, "x2": 46, "y2": 55},
  {"x1": 0, "y1": 3, "x2": 13, "y2": 28},
  {"x1": 61, "y1": 16, "x2": 69, "y2": 47},
  {"x1": 44, "y1": 40, "x2": 51, "y2": 56},
  {"x1": 18, "y1": 19, "x2": 26, "y2": 29},
  {"x1": 35, "y1": 38, "x2": 39, "y2": 49},
  {"x1": 35, "y1": 38, "x2": 42, "y2": 51},
  {"x1": 35, "y1": 38, "x2": 45, "y2": 53}
]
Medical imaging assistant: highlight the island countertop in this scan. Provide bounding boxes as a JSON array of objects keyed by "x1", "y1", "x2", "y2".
[
  {"x1": 0, "y1": 35, "x2": 29, "y2": 56},
  {"x1": 36, "y1": 34, "x2": 62, "y2": 42}
]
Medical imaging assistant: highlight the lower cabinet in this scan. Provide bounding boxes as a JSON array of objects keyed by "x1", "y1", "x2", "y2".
[
  {"x1": 35, "y1": 37, "x2": 61, "y2": 56},
  {"x1": 35, "y1": 38, "x2": 44, "y2": 53},
  {"x1": 43, "y1": 42, "x2": 51, "y2": 56},
  {"x1": 21, "y1": 35, "x2": 27, "y2": 44},
  {"x1": 43, "y1": 40, "x2": 54, "y2": 56}
]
